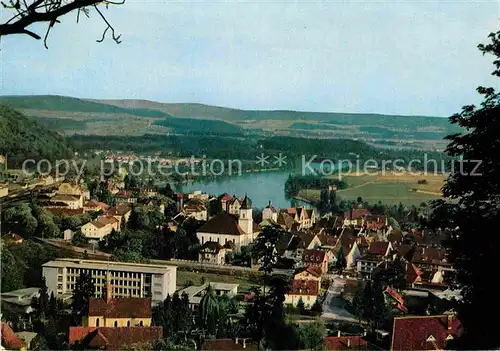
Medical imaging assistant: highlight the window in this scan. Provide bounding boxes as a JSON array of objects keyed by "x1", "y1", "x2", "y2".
[
  {"x1": 96, "y1": 318, "x2": 100, "y2": 327},
  {"x1": 127, "y1": 321, "x2": 131, "y2": 327},
  {"x1": 114, "y1": 321, "x2": 118, "y2": 327},
  {"x1": 139, "y1": 321, "x2": 143, "y2": 326}
]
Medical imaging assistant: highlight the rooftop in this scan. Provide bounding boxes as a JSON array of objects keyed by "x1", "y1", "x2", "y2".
[{"x1": 42, "y1": 258, "x2": 176, "y2": 274}]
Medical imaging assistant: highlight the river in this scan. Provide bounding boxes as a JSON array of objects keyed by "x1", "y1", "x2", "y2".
[{"x1": 175, "y1": 162, "x2": 336, "y2": 210}]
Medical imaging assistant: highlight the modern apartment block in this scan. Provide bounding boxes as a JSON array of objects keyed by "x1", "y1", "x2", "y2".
[{"x1": 42, "y1": 259, "x2": 177, "y2": 304}]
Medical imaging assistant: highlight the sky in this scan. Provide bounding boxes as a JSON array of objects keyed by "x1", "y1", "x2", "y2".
[{"x1": 1, "y1": 0, "x2": 499, "y2": 116}]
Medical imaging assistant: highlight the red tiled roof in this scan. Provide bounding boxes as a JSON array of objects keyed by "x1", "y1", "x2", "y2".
[
  {"x1": 89, "y1": 297, "x2": 152, "y2": 318},
  {"x1": 1, "y1": 323, "x2": 25, "y2": 350},
  {"x1": 411, "y1": 245, "x2": 450, "y2": 266},
  {"x1": 177, "y1": 192, "x2": 184, "y2": 199},
  {"x1": 220, "y1": 193, "x2": 233, "y2": 201},
  {"x1": 198, "y1": 213, "x2": 247, "y2": 235},
  {"x1": 302, "y1": 249, "x2": 326, "y2": 264},
  {"x1": 405, "y1": 263, "x2": 423, "y2": 284},
  {"x1": 201, "y1": 338, "x2": 258, "y2": 350},
  {"x1": 367, "y1": 241, "x2": 390, "y2": 256},
  {"x1": 97, "y1": 215, "x2": 119, "y2": 226},
  {"x1": 288, "y1": 279, "x2": 319, "y2": 296},
  {"x1": 344, "y1": 208, "x2": 371, "y2": 220},
  {"x1": 46, "y1": 208, "x2": 85, "y2": 216},
  {"x1": 115, "y1": 190, "x2": 134, "y2": 198},
  {"x1": 106, "y1": 204, "x2": 131, "y2": 216},
  {"x1": 305, "y1": 265, "x2": 323, "y2": 277},
  {"x1": 385, "y1": 286, "x2": 404, "y2": 305},
  {"x1": 286, "y1": 208, "x2": 297, "y2": 215},
  {"x1": 294, "y1": 265, "x2": 322, "y2": 278},
  {"x1": 325, "y1": 336, "x2": 367, "y2": 350},
  {"x1": 391, "y1": 315, "x2": 462, "y2": 350},
  {"x1": 317, "y1": 234, "x2": 338, "y2": 246},
  {"x1": 85, "y1": 200, "x2": 110, "y2": 211},
  {"x1": 69, "y1": 327, "x2": 163, "y2": 350}
]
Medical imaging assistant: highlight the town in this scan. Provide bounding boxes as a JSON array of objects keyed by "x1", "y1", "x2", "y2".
[
  {"x1": 1, "y1": 1, "x2": 498, "y2": 350},
  {"x1": 0, "y1": 165, "x2": 460, "y2": 350}
]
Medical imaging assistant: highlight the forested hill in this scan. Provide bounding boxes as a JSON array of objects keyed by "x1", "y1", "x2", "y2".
[
  {"x1": 0, "y1": 95, "x2": 459, "y2": 149},
  {"x1": 0, "y1": 104, "x2": 73, "y2": 168}
]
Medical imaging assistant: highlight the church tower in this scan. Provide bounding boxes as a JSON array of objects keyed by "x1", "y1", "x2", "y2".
[{"x1": 238, "y1": 194, "x2": 253, "y2": 236}]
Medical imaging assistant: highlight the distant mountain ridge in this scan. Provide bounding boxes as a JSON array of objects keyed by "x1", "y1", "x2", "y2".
[{"x1": 0, "y1": 95, "x2": 459, "y2": 149}]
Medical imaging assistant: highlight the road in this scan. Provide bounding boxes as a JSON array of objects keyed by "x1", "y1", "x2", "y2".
[{"x1": 321, "y1": 274, "x2": 358, "y2": 323}]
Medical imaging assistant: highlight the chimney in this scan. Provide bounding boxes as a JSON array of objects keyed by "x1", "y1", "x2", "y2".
[
  {"x1": 235, "y1": 337, "x2": 239, "y2": 345},
  {"x1": 337, "y1": 330, "x2": 341, "y2": 337},
  {"x1": 349, "y1": 208, "x2": 353, "y2": 220},
  {"x1": 347, "y1": 339, "x2": 351, "y2": 347},
  {"x1": 242, "y1": 339, "x2": 246, "y2": 349},
  {"x1": 447, "y1": 315, "x2": 453, "y2": 331},
  {"x1": 105, "y1": 271, "x2": 112, "y2": 303}
]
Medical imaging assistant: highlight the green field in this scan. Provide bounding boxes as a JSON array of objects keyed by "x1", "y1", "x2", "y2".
[{"x1": 299, "y1": 172, "x2": 445, "y2": 206}]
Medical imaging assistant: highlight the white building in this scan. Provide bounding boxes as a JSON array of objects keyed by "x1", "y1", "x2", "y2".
[
  {"x1": 262, "y1": 201, "x2": 278, "y2": 222},
  {"x1": 42, "y1": 259, "x2": 177, "y2": 305},
  {"x1": 196, "y1": 195, "x2": 255, "y2": 250}
]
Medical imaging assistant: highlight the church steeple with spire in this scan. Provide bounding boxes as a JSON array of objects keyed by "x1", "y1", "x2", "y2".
[{"x1": 238, "y1": 194, "x2": 253, "y2": 235}]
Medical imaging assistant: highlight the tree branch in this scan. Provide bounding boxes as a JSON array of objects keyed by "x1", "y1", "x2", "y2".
[{"x1": 0, "y1": 0, "x2": 108, "y2": 38}]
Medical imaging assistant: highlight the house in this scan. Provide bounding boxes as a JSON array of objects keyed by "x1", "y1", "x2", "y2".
[
  {"x1": 46, "y1": 208, "x2": 85, "y2": 217},
  {"x1": 57, "y1": 180, "x2": 90, "y2": 200},
  {"x1": 293, "y1": 266, "x2": 322, "y2": 285},
  {"x1": 277, "y1": 211, "x2": 296, "y2": 231},
  {"x1": 279, "y1": 206, "x2": 313, "y2": 230},
  {"x1": 302, "y1": 249, "x2": 329, "y2": 274},
  {"x1": 197, "y1": 195, "x2": 254, "y2": 250},
  {"x1": 228, "y1": 195, "x2": 242, "y2": 215},
  {"x1": 390, "y1": 315, "x2": 462, "y2": 350},
  {"x1": 219, "y1": 193, "x2": 233, "y2": 212},
  {"x1": 1, "y1": 287, "x2": 40, "y2": 315},
  {"x1": 404, "y1": 262, "x2": 424, "y2": 286},
  {"x1": 84, "y1": 200, "x2": 110, "y2": 213},
  {"x1": 387, "y1": 228, "x2": 404, "y2": 247},
  {"x1": 356, "y1": 243, "x2": 392, "y2": 278},
  {"x1": 187, "y1": 190, "x2": 209, "y2": 201},
  {"x1": 105, "y1": 204, "x2": 132, "y2": 224},
  {"x1": 384, "y1": 286, "x2": 408, "y2": 312},
  {"x1": 15, "y1": 332, "x2": 38, "y2": 351},
  {"x1": 0, "y1": 183, "x2": 8, "y2": 198},
  {"x1": 1, "y1": 323, "x2": 26, "y2": 350},
  {"x1": 45, "y1": 194, "x2": 84, "y2": 209},
  {"x1": 201, "y1": 338, "x2": 257, "y2": 350},
  {"x1": 68, "y1": 327, "x2": 163, "y2": 350},
  {"x1": 262, "y1": 201, "x2": 278, "y2": 222},
  {"x1": 114, "y1": 190, "x2": 137, "y2": 204},
  {"x1": 284, "y1": 280, "x2": 319, "y2": 308},
  {"x1": 183, "y1": 199, "x2": 208, "y2": 221},
  {"x1": 86, "y1": 275, "x2": 152, "y2": 328},
  {"x1": 325, "y1": 334, "x2": 368, "y2": 350},
  {"x1": 331, "y1": 228, "x2": 364, "y2": 268},
  {"x1": 364, "y1": 215, "x2": 388, "y2": 232},
  {"x1": 198, "y1": 241, "x2": 226, "y2": 265},
  {"x1": 81, "y1": 216, "x2": 120, "y2": 240},
  {"x1": 278, "y1": 232, "x2": 322, "y2": 262},
  {"x1": 139, "y1": 188, "x2": 157, "y2": 198},
  {"x1": 410, "y1": 245, "x2": 452, "y2": 272},
  {"x1": 2, "y1": 232, "x2": 24, "y2": 245},
  {"x1": 178, "y1": 282, "x2": 239, "y2": 310},
  {"x1": 343, "y1": 208, "x2": 371, "y2": 227}
]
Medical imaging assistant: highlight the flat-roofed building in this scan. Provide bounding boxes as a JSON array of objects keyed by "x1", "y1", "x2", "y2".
[{"x1": 42, "y1": 259, "x2": 177, "y2": 305}]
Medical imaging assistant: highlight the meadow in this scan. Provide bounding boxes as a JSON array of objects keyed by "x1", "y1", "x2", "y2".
[{"x1": 299, "y1": 171, "x2": 447, "y2": 206}]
